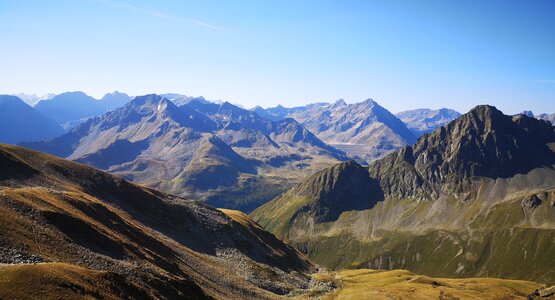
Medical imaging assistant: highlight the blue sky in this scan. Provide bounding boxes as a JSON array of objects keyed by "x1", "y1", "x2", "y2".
[{"x1": 1, "y1": 0, "x2": 554, "y2": 114}]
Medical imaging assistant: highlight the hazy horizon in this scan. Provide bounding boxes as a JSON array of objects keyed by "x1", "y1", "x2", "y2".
[
  {"x1": 9, "y1": 90, "x2": 552, "y2": 116},
  {"x1": 1, "y1": 0, "x2": 554, "y2": 114}
]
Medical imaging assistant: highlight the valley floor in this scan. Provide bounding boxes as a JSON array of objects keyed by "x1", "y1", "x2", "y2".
[
  {"x1": 0, "y1": 263, "x2": 548, "y2": 299},
  {"x1": 324, "y1": 269, "x2": 543, "y2": 300}
]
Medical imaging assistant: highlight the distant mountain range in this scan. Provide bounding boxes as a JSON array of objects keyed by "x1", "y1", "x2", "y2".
[
  {"x1": 34, "y1": 91, "x2": 131, "y2": 130},
  {"x1": 251, "y1": 105, "x2": 555, "y2": 282},
  {"x1": 252, "y1": 100, "x2": 462, "y2": 162},
  {"x1": 252, "y1": 99, "x2": 416, "y2": 161},
  {"x1": 0, "y1": 95, "x2": 64, "y2": 144},
  {"x1": 4, "y1": 90, "x2": 554, "y2": 213},
  {"x1": 2, "y1": 91, "x2": 555, "y2": 297},
  {"x1": 523, "y1": 111, "x2": 555, "y2": 124},
  {"x1": 23, "y1": 94, "x2": 347, "y2": 212},
  {"x1": 396, "y1": 108, "x2": 461, "y2": 136},
  {"x1": 13, "y1": 93, "x2": 56, "y2": 106}
]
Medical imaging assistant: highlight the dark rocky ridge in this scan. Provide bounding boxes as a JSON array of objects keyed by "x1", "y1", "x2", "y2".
[
  {"x1": 284, "y1": 160, "x2": 382, "y2": 222},
  {"x1": 370, "y1": 105, "x2": 555, "y2": 199}
]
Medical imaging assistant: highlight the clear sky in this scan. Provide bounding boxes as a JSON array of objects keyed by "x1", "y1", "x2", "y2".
[{"x1": 1, "y1": 0, "x2": 554, "y2": 114}]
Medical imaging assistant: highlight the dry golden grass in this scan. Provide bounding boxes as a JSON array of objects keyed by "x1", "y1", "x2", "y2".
[
  {"x1": 219, "y1": 208, "x2": 258, "y2": 227},
  {"x1": 327, "y1": 269, "x2": 542, "y2": 300},
  {"x1": 0, "y1": 144, "x2": 317, "y2": 299},
  {"x1": 0, "y1": 263, "x2": 142, "y2": 300}
]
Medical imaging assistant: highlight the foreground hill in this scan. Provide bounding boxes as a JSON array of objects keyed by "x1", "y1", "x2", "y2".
[
  {"x1": 253, "y1": 99, "x2": 417, "y2": 162},
  {"x1": 23, "y1": 94, "x2": 346, "y2": 212},
  {"x1": 0, "y1": 95, "x2": 64, "y2": 144},
  {"x1": 251, "y1": 105, "x2": 555, "y2": 282},
  {"x1": 396, "y1": 108, "x2": 461, "y2": 137},
  {"x1": 0, "y1": 144, "x2": 327, "y2": 299}
]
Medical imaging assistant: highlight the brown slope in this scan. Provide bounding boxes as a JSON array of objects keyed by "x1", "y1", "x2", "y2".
[{"x1": 0, "y1": 144, "x2": 320, "y2": 299}]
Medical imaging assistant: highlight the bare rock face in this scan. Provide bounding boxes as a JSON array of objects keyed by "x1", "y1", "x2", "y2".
[
  {"x1": 528, "y1": 285, "x2": 555, "y2": 299},
  {"x1": 369, "y1": 105, "x2": 555, "y2": 200}
]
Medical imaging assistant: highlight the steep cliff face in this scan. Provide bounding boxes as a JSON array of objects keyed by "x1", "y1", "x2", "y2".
[
  {"x1": 369, "y1": 105, "x2": 555, "y2": 200},
  {"x1": 251, "y1": 105, "x2": 555, "y2": 282}
]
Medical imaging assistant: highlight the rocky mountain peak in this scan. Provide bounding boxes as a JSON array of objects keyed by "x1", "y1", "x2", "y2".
[
  {"x1": 361, "y1": 98, "x2": 377, "y2": 106},
  {"x1": 443, "y1": 105, "x2": 509, "y2": 136},
  {"x1": 370, "y1": 104, "x2": 555, "y2": 199},
  {"x1": 129, "y1": 93, "x2": 166, "y2": 106},
  {"x1": 520, "y1": 110, "x2": 535, "y2": 118},
  {"x1": 331, "y1": 99, "x2": 347, "y2": 108}
]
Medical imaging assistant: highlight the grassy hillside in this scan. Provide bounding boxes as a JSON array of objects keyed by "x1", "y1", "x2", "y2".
[
  {"x1": 0, "y1": 144, "x2": 328, "y2": 299},
  {"x1": 328, "y1": 269, "x2": 542, "y2": 300},
  {"x1": 0, "y1": 263, "x2": 156, "y2": 300}
]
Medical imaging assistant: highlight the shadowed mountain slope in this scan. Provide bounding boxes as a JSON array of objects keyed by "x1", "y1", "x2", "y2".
[
  {"x1": 0, "y1": 95, "x2": 65, "y2": 144},
  {"x1": 34, "y1": 92, "x2": 106, "y2": 127},
  {"x1": 252, "y1": 105, "x2": 555, "y2": 282},
  {"x1": 0, "y1": 144, "x2": 323, "y2": 299}
]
